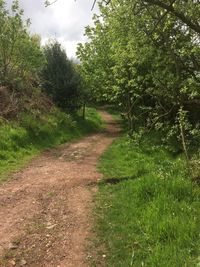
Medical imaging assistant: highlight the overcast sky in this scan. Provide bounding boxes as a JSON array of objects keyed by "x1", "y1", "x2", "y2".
[{"x1": 5, "y1": 0, "x2": 99, "y2": 59}]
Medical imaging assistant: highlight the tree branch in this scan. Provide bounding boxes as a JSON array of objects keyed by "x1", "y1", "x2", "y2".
[
  {"x1": 92, "y1": 0, "x2": 111, "y2": 10},
  {"x1": 143, "y1": 0, "x2": 200, "y2": 34},
  {"x1": 106, "y1": 0, "x2": 200, "y2": 34}
]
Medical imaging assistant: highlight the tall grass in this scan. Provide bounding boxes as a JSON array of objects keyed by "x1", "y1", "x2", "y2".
[
  {"x1": 95, "y1": 135, "x2": 200, "y2": 267},
  {"x1": 0, "y1": 107, "x2": 102, "y2": 182}
]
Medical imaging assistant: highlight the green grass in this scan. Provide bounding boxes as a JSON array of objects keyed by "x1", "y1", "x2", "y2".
[
  {"x1": 0, "y1": 107, "x2": 102, "y2": 182},
  {"x1": 95, "y1": 135, "x2": 200, "y2": 267}
]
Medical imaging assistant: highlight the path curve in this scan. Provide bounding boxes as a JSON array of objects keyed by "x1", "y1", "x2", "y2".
[{"x1": 0, "y1": 111, "x2": 120, "y2": 267}]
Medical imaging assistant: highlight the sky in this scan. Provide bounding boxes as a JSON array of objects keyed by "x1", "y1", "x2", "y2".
[{"x1": 5, "y1": 0, "x2": 99, "y2": 59}]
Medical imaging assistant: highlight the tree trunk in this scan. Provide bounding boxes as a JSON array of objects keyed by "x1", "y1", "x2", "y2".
[{"x1": 82, "y1": 101, "x2": 86, "y2": 119}]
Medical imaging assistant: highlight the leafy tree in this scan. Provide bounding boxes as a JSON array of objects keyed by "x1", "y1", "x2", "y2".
[
  {"x1": 0, "y1": 0, "x2": 44, "y2": 89},
  {"x1": 42, "y1": 41, "x2": 83, "y2": 111},
  {"x1": 78, "y1": 0, "x2": 200, "y2": 158},
  {"x1": 104, "y1": 0, "x2": 200, "y2": 34}
]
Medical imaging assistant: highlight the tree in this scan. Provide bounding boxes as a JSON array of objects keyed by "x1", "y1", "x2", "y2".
[
  {"x1": 42, "y1": 40, "x2": 82, "y2": 111},
  {"x1": 103, "y1": 0, "x2": 200, "y2": 35},
  {"x1": 78, "y1": 0, "x2": 200, "y2": 150},
  {"x1": 0, "y1": 0, "x2": 44, "y2": 89}
]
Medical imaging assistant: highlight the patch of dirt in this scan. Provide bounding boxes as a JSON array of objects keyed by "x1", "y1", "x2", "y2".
[{"x1": 0, "y1": 111, "x2": 120, "y2": 267}]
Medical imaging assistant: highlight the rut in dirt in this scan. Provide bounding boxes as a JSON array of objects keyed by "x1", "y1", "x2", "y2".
[{"x1": 0, "y1": 111, "x2": 120, "y2": 267}]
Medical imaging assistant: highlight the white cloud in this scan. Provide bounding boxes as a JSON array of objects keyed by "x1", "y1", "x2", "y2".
[{"x1": 5, "y1": 0, "x2": 99, "y2": 58}]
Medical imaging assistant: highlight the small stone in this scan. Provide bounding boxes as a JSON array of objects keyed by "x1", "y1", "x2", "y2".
[
  {"x1": 46, "y1": 223, "x2": 57, "y2": 229},
  {"x1": 9, "y1": 260, "x2": 16, "y2": 266},
  {"x1": 8, "y1": 243, "x2": 18, "y2": 250},
  {"x1": 87, "y1": 255, "x2": 92, "y2": 259},
  {"x1": 20, "y1": 259, "x2": 27, "y2": 266},
  {"x1": 102, "y1": 254, "x2": 106, "y2": 258}
]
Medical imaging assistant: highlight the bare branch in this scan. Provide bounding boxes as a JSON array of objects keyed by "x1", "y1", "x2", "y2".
[
  {"x1": 91, "y1": 0, "x2": 97, "y2": 10},
  {"x1": 45, "y1": 0, "x2": 58, "y2": 7},
  {"x1": 92, "y1": 0, "x2": 111, "y2": 10}
]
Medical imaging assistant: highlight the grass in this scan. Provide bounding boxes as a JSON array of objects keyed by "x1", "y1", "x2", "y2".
[
  {"x1": 0, "y1": 107, "x2": 102, "y2": 182},
  {"x1": 94, "y1": 135, "x2": 200, "y2": 267}
]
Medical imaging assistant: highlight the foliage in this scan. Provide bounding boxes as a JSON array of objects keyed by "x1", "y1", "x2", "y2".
[
  {"x1": 77, "y1": 0, "x2": 200, "y2": 154},
  {"x1": 94, "y1": 135, "x2": 200, "y2": 267},
  {"x1": 0, "y1": 0, "x2": 44, "y2": 89},
  {"x1": 0, "y1": 1, "x2": 86, "y2": 119},
  {"x1": 0, "y1": 107, "x2": 102, "y2": 182},
  {"x1": 42, "y1": 41, "x2": 83, "y2": 112}
]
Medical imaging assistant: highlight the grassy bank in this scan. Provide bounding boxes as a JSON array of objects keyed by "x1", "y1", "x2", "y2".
[
  {"x1": 95, "y1": 135, "x2": 200, "y2": 267},
  {"x1": 0, "y1": 107, "x2": 102, "y2": 182}
]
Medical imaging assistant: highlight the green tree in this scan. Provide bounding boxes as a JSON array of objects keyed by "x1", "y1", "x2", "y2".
[
  {"x1": 105, "y1": 0, "x2": 200, "y2": 34},
  {"x1": 42, "y1": 40, "x2": 82, "y2": 111},
  {"x1": 0, "y1": 0, "x2": 44, "y2": 89},
  {"x1": 78, "y1": 0, "x2": 200, "y2": 148}
]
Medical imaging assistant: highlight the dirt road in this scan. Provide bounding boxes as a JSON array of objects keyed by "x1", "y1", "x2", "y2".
[{"x1": 0, "y1": 111, "x2": 120, "y2": 267}]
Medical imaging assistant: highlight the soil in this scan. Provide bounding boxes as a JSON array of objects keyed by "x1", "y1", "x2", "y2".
[{"x1": 0, "y1": 111, "x2": 120, "y2": 267}]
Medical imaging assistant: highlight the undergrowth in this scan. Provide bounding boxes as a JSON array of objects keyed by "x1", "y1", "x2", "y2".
[
  {"x1": 0, "y1": 107, "x2": 102, "y2": 182},
  {"x1": 94, "y1": 135, "x2": 200, "y2": 267}
]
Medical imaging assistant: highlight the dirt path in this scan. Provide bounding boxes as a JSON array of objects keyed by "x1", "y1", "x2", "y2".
[{"x1": 0, "y1": 111, "x2": 120, "y2": 267}]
